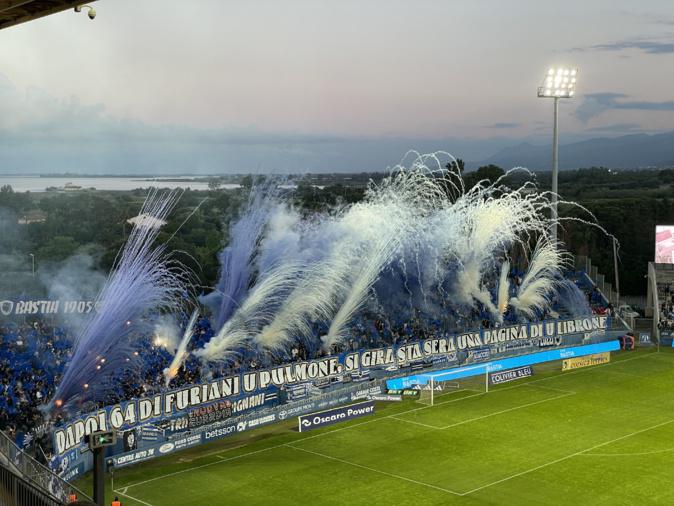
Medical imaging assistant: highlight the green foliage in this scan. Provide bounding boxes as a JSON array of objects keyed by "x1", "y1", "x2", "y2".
[
  {"x1": 0, "y1": 166, "x2": 670, "y2": 296},
  {"x1": 36, "y1": 235, "x2": 80, "y2": 261}
]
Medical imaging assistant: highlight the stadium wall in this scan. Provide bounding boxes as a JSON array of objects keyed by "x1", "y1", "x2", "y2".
[{"x1": 385, "y1": 339, "x2": 620, "y2": 390}]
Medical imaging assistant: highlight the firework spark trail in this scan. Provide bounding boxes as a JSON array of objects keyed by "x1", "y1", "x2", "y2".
[
  {"x1": 510, "y1": 239, "x2": 567, "y2": 318},
  {"x1": 163, "y1": 309, "x2": 199, "y2": 387},
  {"x1": 50, "y1": 189, "x2": 189, "y2": 409},
  {"x1": 196, "y1": 262, "x2": 303, "y2": 360},
  {"x1": 205, "y1": 184, "x2": 279, "y2": 331},
  {"x1": 555, "y1": 278, "x2": 592, "y2": 317},
  {"x1": 199, "y1": 152, "x2": 606, "y2": 361},
  {"x1": 497, "y1": 260, "x2": 511, "y2": 317}
]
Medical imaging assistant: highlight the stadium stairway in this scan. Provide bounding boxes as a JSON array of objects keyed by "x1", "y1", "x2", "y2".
[{"x1": 0, "y1": 430, "x2": 90, "y2": 505}]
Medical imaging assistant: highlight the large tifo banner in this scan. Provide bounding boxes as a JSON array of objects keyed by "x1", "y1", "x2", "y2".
[{"x1": 53, "y1": 315, "x2": 612, "y2": 457}]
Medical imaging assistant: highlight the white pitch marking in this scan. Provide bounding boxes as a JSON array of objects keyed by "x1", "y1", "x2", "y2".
[
  {"x1": 285, "y1": 444, "x2": 462, "y2": 496},
  {"x1": 391, "y1": 391, "x2": 574, "y2": 430},
  {"x1": 113, "y1": 487, "x2": 155, "y2": 506},
  {"x1": 439, "y1": 392, "x2": 574, "y2": 429},
  {"x1": 461, "y1": 418, "x2": 674, "y2": 496},
  {"x1": 124, "y1": 446, "x2": 277, "y2": 489},
  {"x1": 388, "y1": 416, "x2": 439, "y2": 429}
]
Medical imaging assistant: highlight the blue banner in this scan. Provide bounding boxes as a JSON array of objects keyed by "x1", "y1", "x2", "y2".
[{"x1": 386, "y1": 339, "x2": 620, "y2": 390}]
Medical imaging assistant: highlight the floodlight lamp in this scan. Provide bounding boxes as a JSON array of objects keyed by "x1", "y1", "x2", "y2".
[{"x1": 538, "y1": 67, "x2": 578, "y2": 98}]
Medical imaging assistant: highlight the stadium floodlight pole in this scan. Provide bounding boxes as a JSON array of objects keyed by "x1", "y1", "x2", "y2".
[
  {"x1": 613, "y1": 237, "x2": 620, "y2": 304},
  {"x1": 537, "y1": 67, "x2": 579, "y2": 245}
]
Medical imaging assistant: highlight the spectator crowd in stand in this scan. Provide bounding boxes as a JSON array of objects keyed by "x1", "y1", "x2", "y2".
[
  {"x1": 658, "y1": 283, "x2": 674, "y2": 330},
  {"x1": 0, "y1": 268, "x2": 610, "y2": 460}
]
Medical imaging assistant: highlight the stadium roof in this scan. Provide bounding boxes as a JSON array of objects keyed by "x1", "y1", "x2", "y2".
[{"x1": 0, "y1": 0, "x2": 93, "y2": 30}]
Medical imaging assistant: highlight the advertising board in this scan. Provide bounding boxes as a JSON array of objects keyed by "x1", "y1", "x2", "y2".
[{"x1": 298, "y1": 401, "x2": 375, "y2": 432}]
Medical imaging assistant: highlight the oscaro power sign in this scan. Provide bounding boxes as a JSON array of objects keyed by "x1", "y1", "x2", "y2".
[{"x1": 298, "y1": 401, "x2": 375, "y2": 432}]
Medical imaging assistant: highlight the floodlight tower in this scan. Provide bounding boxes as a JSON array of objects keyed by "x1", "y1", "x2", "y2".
[{"x1": 537, "y1": 67, "x2": 578, "y2": 244}]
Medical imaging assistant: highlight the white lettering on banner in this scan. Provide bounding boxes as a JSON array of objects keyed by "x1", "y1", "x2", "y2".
[
  {"x1": 231, "y1": 393, "x2": 267, "y2": 413},
  {"x1": 204, "y1": 425, "x2": 237, "y2": 440},
  {"x1": 0, "y1": 299, "x2": 100, "y2": 316},
  {"x1": 298, "y1": 402, "x2": 376, "y2": 432},
  {"x1": 52, "y1": 315, "x2": 610, "y2": 456}
]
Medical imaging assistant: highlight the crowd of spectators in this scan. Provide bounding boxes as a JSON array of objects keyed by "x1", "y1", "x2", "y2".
[
  {"x1": 658, "y1": 283, "x2": 674, "y2": 330},
  {"x1": 0, "y1": 268, "x2": 605, "y2": 455}
]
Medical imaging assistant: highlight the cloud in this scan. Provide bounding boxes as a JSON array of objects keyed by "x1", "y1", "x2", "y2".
[
  {"x1": 486, "y1": 122, "x2": 520, "y2": 129},
  {"x1": 575, "y1": 93, "x2": 674, "y2": 122},
  {"x1": 583, "y1": 123, "x2": 643, "y2": 134},
  {"x1": 572, "y1": 38, "x2": 674, "y2": 54},
  {"x1": 0, "y1": 75, "x2": 523, "y2": 174}
]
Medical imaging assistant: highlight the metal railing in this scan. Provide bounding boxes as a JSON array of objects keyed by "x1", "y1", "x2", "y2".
[
  {"x1": 0, "y1": 463, "x2": 64, "y2": 506},
  {"x1": 0, "y1": 430, "x2": 91, "y2": 504}
]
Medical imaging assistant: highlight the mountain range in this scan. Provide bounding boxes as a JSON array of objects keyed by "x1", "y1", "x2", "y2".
[{"x1": 474, "y1": 131, "x2": 674, "y2": 171}]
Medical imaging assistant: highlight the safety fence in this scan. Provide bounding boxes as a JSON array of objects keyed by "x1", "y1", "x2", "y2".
[{"x1": 0, "y1": 430, "x2": 90, "y2": 503}]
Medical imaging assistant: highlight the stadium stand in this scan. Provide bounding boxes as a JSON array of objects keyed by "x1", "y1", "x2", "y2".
[{"x1": 0, "y1": 254, "x2": 621, "y2": 473}]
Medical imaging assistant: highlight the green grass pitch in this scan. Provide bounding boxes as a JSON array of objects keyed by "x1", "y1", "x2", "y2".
[{"x1": 82, "y1": 348, "x2": 674, "y2": 505}]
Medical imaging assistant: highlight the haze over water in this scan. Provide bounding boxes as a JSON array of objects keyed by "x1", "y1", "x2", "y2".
[{"x1": 0, "y1": 176, "x2": 236, "y2": 192}]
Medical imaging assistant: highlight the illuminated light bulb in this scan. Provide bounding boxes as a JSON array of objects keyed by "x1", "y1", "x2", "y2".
[{"x1": 548, "y1": 68, "x2": 554, "y2": 75}]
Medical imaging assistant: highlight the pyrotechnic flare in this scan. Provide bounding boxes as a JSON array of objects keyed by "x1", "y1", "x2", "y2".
[
  {"x1": 510, "y1": 239, "x2": 567, "y2": 318},
  {"x1": 50, "y1": 189, "x2": 189, "y2": 409},
  {"x1": 202, "y1": 182, "x2": 280, "y2": 330},
  {"x1": 197, "y1": 262, "x2": 302, "y2": 360},
  {"x1": 199, "y1": 152, "x2": 603, "y2": 363},
  {"x1": 497, "y1": 260, "x2": 511, "y2": 316},
  {"x1": 163, "y1": 310, "x2": 199, "y2": 387}
]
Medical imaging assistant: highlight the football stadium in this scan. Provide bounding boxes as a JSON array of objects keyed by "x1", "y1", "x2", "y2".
[{"x1": 2, "y1": 1, "x2": 674, "y2": 506}]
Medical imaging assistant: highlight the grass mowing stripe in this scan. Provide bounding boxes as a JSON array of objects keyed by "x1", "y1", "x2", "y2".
[
  {"x1": 124, "y1": 445, "x2": 278, "y2": 489},
  {"x1": 284, "y1": 444, "x2": 462, "y2": 496},
  {"x1": 390, "y1": 391, "x2": 574, "y2": 429},
  {"x1": 461, "y1": 418, "x2": 674, "y2": 496},
  {"x1": 580, "y1": 447, "x2": 674, "y2": 457},
  {"x1": 438, "y1": 391, "x2": 575, "y2": 429}
]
